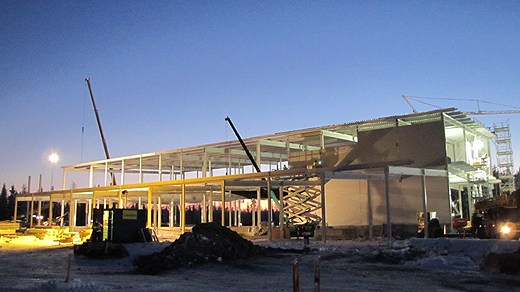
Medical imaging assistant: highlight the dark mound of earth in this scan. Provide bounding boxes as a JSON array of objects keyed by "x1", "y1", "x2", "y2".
[
  {"x1": 74, "y1": 241, "x2": 129, "y2": 258},
  {"x1": 134, "y1": 222, "x2": 264, "y2": 275}
]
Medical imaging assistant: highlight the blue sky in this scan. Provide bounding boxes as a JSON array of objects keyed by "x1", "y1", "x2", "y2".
[{"x1": 1, "y1": 1, "x2": 519, "y2": 191}]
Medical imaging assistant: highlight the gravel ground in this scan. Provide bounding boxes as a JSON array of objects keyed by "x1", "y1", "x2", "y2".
[{"x1": 1, "y1": 237, "x2": 520, "y2": 291}]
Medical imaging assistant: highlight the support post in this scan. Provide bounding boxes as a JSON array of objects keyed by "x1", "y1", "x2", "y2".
[
  {"x1": 13, "y1": 197, "x2": 18, "y2": 222},
  {"x1": 228, "y1": 195, "x2": 232, "y2": 227},
  {"x1": 68, "y1": 191, "x2": 73, "y2": 231},
  {"x1": 72, "y1": 199, "x2": 77, "y2": 230},
  {"x1": 37, "y1": 200, "x2": 42, "y2": 226},
  {"x1": 157, "y1": 196, "x2": 162, "y2": 235},
  {"x1": 147, "y1": 188, "x2": 152, "y2": 228},
  {"x1": 27, "y1": 176, "x2": 31, "y2": 224},
  {"x1": 48, "y1": 194, "x2": 53, "y2": 225},
  {"x1": 422, "y1": 172, "x2": 429, "y2": 239},
  {"x1": 30, "y1": 194, "x2": 34, "y2": 228},
  {"x1": 238, "y1": 200, "x2": 242, "y2": 226},
  {"x1": 267, "y1": 173, "x2": 272, "y2": 242},
  {"x1": 256, "y1": 187, "x2": 261, "y2": 227},
  {"x1": 367, "y1": 180, "x2": 373, "y2": 240},
  {"x1": 293, "y1": 259, "x2": 300, "y2": 292},
  {"x1": 87, "y1": 199, "x2": 92, "y2": 226},
  {"x1": 320, "y1": 173, "x2": 327, "y2": 242},
  {"x1": 139, "y1": 156, "x2": 143, "y2": 183},
  {"x1": 89, "y1": 165, "x2": 94, "y2": 188},
  {"x1": 181, "y1": 183, "x2": 186, "y2": 234},
  {"x1": 120, "y1": 160, "x2": 125, "y2": 185},
  {"x1": 153, "y1": 193, "x2": 157, "y2": 231},
  {"x1": 209, "y1": 190, "x2": 214, "y2": 223},
  {"x1": 60, "y1": 196, "x2": 65, "y2": 227},
  {"x1": 104, "y1": 162, "x2": 108, "y2": 186},
  {"x1": 279, "y1": 186, "x2": 285, "y2": 238},
  {"x1": 221, "y1": 181, "x2": 226, "y2": 226},
  {"x1": 170, "y1": 199, "x2": 174, "y2": 227},
  {"x1": 202, "y1": 192, "x2": 207, "y2": 223},
  {"x1": 118, "y1": 190, "x2": 123, "y2": 209},
  {"x1": 384, "y1": 167, "x2": 392, "y2": 239}
]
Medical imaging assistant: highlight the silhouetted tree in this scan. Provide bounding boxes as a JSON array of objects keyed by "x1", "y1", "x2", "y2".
[
  {"x1": 0, "y1": 184, "x2": 9, "y2": 220},
  {"x1": 8, "y1": 185, "x2": 17, "y2": 219}
]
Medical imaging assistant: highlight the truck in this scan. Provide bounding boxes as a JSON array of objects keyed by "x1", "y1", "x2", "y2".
[{"x1": 474, "y1": 190, "x2": 520, "y2": 239}]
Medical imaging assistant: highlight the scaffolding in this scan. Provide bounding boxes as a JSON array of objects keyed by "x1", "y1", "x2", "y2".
[{"x1": 492, "y1": 122, "x2": 515, "y2": 193}]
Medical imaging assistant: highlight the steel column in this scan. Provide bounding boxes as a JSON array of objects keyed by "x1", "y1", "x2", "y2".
[
  {"x1": 320, "y1": 173, "x2": 327, "y2": 242},
  {"x1": 221, "y1": 181, "x2": 225, "y2": 226},
  {"x1": 181, "y1": 183, "x2": 186, "y2": 233},
  {"x1": 384, "y1": 167, "x2": 392, "y2": 239},
  {"x1": 147, "y1": 188, "x2": 152, "y2": 228},
  {"x1": 422, "y1": 173, "x2": 429, "y2": 239},
  {"x1": 267, "y1": 174, "x2": 272, "y2": 242}
]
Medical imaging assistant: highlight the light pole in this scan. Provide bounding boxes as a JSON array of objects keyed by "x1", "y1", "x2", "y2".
[{"x1": 49, "y1": 152, "x2": 59, "y2": 191}]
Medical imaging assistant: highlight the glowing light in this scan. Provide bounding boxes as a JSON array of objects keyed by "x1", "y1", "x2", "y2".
[
  {"x1": 500, "y1": 225, "x2": 511, "y2": 235},
  {"x1": 49, "y1": 152, "x2": 59, "y2": 164}
]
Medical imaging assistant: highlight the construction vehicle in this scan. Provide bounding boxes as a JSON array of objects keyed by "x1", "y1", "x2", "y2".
[
  {"x1": 474, "y1": 190, "x2": 520, "y2": 239},
  {"x1": 85, "y1": 77, "x2": 116, "y2": 185}
]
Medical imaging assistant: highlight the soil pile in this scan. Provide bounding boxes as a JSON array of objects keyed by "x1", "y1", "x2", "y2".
[
  {"x1": 134, "y1": 222, "x2": 263, "y2": 274},
  {"x1": 481, "y1": 246, "x2": 520, "y2": 274},
  {"x1": 74, "y1": 241, "x2": 129, "y2": 258}
]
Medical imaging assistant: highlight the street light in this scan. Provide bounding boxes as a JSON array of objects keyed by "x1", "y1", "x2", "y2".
[{"x1": 49, "y1": 152, "x2": 59, "y2": 191}]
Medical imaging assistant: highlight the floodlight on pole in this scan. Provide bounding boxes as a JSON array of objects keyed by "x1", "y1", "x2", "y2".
[{"x1": 49, "y1": 152, "x2": 59, "y2": 191}]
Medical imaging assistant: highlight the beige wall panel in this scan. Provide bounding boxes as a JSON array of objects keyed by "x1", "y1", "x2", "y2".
[
  {"x1": 371, "y1": 177, "x2": 450, "y2": 224},
  {"x1": 324, "y1": 179, "x2": 368, "y2": 226},
  {"x1": 336, "y1": 121, "x2": 448, "y2": 170}
]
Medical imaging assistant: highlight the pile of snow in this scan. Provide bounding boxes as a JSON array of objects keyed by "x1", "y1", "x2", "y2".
[{"x1": 405, "y1": 238, "x2": 520, "y2": 271}]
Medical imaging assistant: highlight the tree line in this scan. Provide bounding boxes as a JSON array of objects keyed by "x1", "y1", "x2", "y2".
[{"x1": 0, "y1": 184, "x2": 24, "y2": 221}]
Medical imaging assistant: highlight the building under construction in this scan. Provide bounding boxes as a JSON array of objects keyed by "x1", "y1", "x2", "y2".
[{"x1": 15, "y1": 108, "x2": 499, "y2": 241}]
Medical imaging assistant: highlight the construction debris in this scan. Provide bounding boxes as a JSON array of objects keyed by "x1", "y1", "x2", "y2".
[
  {"x1": 73, "y1": 241, "x2": 129, "y2": 259},
  {"x1": 480, "y1": 246, "x2": 520, "y2": 274},
  {"x1": 134, "y1": 222, "x2": 264, "y2": 275}
]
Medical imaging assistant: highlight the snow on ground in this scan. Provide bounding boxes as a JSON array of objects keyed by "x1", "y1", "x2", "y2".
[{"x1": 1, "y1": 237, "x2": 519, "y2": 291}]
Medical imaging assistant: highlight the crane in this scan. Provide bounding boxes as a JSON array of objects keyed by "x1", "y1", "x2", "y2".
[
  {"x1": 85, "y1": 77, "x2": 116, "y2": 186},
  {"x1": 401, "y1": 95, "x2": 520, "y2": 116}
]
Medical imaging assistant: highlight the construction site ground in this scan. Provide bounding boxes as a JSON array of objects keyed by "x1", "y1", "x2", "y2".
[{"x1": 1, "y1": 227, "x2": 520, "y2": 291}]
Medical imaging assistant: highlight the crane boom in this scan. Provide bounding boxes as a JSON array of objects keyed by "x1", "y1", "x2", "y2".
[
  {"x1": 85, "y1": 77, "x2": 116, "y2": 185},
  {"x1": 224, "y1": 116, "x2": 280, "y2": 209},
  {"x1": 224, "y1": 116, "x2": 261, "y2": 172},
  {"x1": 462, "y1": 110, "x2": 520, "y2": 116},
  {"x1": 402, "y1": 95, "x2": 418, "y2": 113}
]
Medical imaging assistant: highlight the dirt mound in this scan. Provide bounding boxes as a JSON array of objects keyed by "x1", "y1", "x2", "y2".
[
  {"x1": 481, "y1": 246, "x2": 520, "y2": 274},
  {"x1": 74, "y1": 241, "x2": 129, "y2": 258},
  {"x1": 134, "y1": 222, "x2": 264, "y2": 274}
]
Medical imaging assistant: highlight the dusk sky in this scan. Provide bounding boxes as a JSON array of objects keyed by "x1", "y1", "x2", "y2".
[{"x1": 1, "y1": 1, "x2": 519, "y2": 191}]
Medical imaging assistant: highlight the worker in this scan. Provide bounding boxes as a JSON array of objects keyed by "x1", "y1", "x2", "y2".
[{"x1": 91, "y1": 219, "x2": 103, "y2": 242}]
